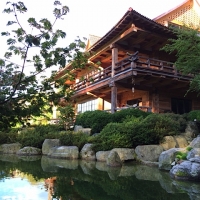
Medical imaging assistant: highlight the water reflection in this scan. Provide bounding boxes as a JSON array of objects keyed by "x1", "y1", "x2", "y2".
[{"x1": 0, "y1": 154, "x2": 200, "y2": 200}]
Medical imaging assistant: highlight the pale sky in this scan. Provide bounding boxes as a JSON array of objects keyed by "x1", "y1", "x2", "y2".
[{"x1": 0, "y1": 0, "x2": 185, "y2": 72}]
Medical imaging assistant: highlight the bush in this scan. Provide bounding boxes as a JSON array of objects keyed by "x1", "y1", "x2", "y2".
[
  {"x1": 187, "y1": 110, "x2": 200, "y2": 121},
  {"x1": 0, "y1": 129, "x2": 19, "y2": 144},
  {"x1": 75, "y1": 110, "x2": 112, "y2": 134},
  {"x1": 111, "y1": 108, "x2": 150, "y2": 123},
  {"x1": 91, "y1": 113, "x2": 183, "y2": 151},
  {"x1": 58, "y1": 131, "x2": 90, "y2": 149}
]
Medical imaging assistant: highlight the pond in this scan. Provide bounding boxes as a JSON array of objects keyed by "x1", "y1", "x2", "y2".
[{"x1": 0, "y1": 154, "x2": 199, "y2": 200}]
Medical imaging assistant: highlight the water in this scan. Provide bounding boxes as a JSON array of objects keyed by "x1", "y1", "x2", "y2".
[{"x1": 0, "y1": 154, "x2": 199, "y2": 200}]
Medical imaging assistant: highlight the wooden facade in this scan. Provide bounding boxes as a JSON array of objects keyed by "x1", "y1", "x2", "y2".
[{"x1": 56, "y1": 0, "x2": 200, "y2": 114}]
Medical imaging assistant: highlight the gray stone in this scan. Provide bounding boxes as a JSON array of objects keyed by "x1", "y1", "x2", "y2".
[
  {"x1": 106, "y1": 150, "x2": 122, "y2": 167},
  {"x1": 160, "y1": 136, "x2": 177, "y2": 150},
  {"x1": 48, "y1": 146, "x2": 79, "y2": 159},
  {"x1": 74, "y1": 125, "x2": 83, "y2": 132},
  {"x1": 170, "y1": 157, "x2": 200, "y2": 181},
  {"x1": 96, "y1": 151, "x2": 111, "y2": 162},
  {"x1": 187, "y1": 148, "x2": 200, "y2": 159},
  {"x1": 0, "y1": 143, "x2": 21, "y2": 154},
  {"x1": 17, "y1": 147, "x2": 41, "y2": 155},
  {"x1": 159, "y1": 148, "x2": 185, "y2": 170},
  {"x1": 80, "y1": 143, "x2": 96, "y2": 160},
  {"x1": 135, "y1": 145, "x2": 163, "y2": 162},
  {"x1": 184, "y1": 121, "x2": 199, "y2": 141},
  {"x1": 42, "y1": 139, "x2": 60, "y2": 155},
  {"x1": 190, "y1": 135, "x2": 200, "y2": 148},
  {"x1": 112, "y1": 148, "x2": 135, "y2": 162}
]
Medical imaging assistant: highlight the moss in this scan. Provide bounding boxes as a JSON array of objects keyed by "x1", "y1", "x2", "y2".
[{"x1": 175, "y1": 170, "x2": 189, "y2": 177}]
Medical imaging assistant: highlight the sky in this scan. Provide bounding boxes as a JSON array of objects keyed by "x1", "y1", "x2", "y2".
[{"x1": 0, "y1": 0, "x2": 185, "y2": 74}]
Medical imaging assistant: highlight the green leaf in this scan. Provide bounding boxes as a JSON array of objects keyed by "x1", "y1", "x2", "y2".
[
  {"x1": 1, "y1": 32, "x2": 10, "y2": 36},
  {"x1": 7, "y1": 38, "x2": 16, "y2": 45},
  {"x1": 6, "y1": 21, "x2": 16, "y2": 26}
]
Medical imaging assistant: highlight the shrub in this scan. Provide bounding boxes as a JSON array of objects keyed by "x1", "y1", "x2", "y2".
[
  {"x1": 91, "y1": 113, "x2": 183, "y2": 151},
  {"x1": 187, "y1": 110, "x2": 200, "y2": 121},
  {"x1": 75, "y1": 110, "x2": 112, "y2": 134},
  {"x1": 59, "y1": 131, "x2": 89, "y2": 149},
  {"x1": 0, "y1": 129, "x2": 19, "y2": 144},
  {"x1": 111, "y1": 108, "x2": 150, "y2": 123}
]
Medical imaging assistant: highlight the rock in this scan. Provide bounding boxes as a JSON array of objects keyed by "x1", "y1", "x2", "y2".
[
  {"x1": 174, "y1": 135, "x2": 188, "y2": 148},
  {"x1": 190, "y1": 135, "x2": 200, "y2": 148},
  {"x1": 111, "y1": 148, "x2": 135, "y2": 162},
  {"x1": 135, "y1": 145, "x2": 163, "y2": 162},
  {"x1": 160, "y1": 136, "x2": 177, "y2": 150},
  {"x1": 17, "y1": 147, "x2": 41, "y2": 155},
  {"x1": 42, "y1": 139, "x2": 60, "y2": 155},
  {"x1": 80, "y1": 143, "x2": 96, "y2": 161},
  {"x1": 74, "y1": 125, "x2": 92, "y2": 135},
  {"x1": 48, "y1": 146, "x2": 79, "y2": 159},
  {"x1": 159, "y1": 148, "x2": 185, "y2": 170},
  {"x1": 187, "y1": 148, "x2": 200, "y2": 159},
  {"x1": 96, "y1": 151, "x2": 111, "y2": 162},
  {"x1": 170, "y1": 156, "x2": 200, "y2": 181},
  {"x1": 0, "y1": 143, "x2": 21, "y2": 154},
  {"x1": 184, "y1": 121, "x2": 199, "y2": 141},
  {"x1": 106, "y1": 150, "x2": 122, "y2": 167},
  {"x1": 74, "y1": 125, "x2": 83, "y2": 132}
]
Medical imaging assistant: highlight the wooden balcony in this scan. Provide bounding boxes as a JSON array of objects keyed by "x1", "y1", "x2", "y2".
[{"x1": 72, "y1": 55, "x2": 192, "y2": 93}]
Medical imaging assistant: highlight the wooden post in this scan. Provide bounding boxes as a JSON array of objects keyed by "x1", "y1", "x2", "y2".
[{"x1": 110, "y1": 44, "x2": 118, "y2": 113}]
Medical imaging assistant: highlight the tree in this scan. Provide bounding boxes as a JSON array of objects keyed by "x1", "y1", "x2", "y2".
[
  {"x1": 162, "y1": 26, "x2": 200, "y2": 94},
  {"x1": 0, "y1": 1, "x2": 87, "y2": 130}
]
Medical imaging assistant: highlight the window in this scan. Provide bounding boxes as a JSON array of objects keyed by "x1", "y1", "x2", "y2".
[
  {"x1": 171, "y1": 98, "x2": 191, "y2": 114},
  {"x1": 77, "y1": 99, "x2": 98, "y2": 113}
]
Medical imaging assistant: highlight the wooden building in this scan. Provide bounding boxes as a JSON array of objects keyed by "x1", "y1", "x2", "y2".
[{"x1": 56, "y1": 0, "x2": 200, "y2": 114}]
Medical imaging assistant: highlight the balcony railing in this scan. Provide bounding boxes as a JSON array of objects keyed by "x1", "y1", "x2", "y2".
[{"x1": 73, "y1": 55, "x2": 192, "y2": 91}]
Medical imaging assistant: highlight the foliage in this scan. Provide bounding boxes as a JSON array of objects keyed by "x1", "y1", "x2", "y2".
[
  {"x1": 176, "y1": 151, "x2": 188, "y2": 160},
  {"x1": 59, "y1": 131, "x2": 89, "y2": 149},
  {"x1": 0, "y1": 1, "x2": 88, "y2": 130},
  {"x1": 91, "y1": 113, "x2": 183, "y2": 151},
  {"x1": 162, "y1": 26, "x2": 200, "y2": 93},
  {"x1": 187, "y1": 110, "x2": 200, "y2": 121},
  {"x1": 75, "y1": 110, "x2": 112, "y2": 134},
  {"x1": 111, "y1": 108, "x2": 150, "y2": 123},
  {"x1": 57, "y1": 103, "x2": 75, "y2": 130}
]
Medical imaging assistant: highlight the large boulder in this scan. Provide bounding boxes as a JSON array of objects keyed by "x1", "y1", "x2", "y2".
[
  {"x1": 170, "y1": 157, "x2": 200, "y2": 181},
  {"x1": 42, "y1": 139, "x2": 60, "y2": 155},
  {"x1": 190, "y1": 135, "x2": 200, "y2": 148},
  {"x1": 160, "y1": 136, "x2": 177, "y2": 150},
  {"x1": 48, "y1": 146, "x2": 79, "y2": 159},
  {"x1": 174, "y1": 135, "x2": 188, "y2": 148},
  {"x1": 159, "y1": 148, "x2": 185, "y2": 170},
  {"x1": 0, "y1": 143, "x2": 21, "y2": 154},
  {"x1": 135, "y1": 145, "x2": 163, "y2": 162},
  {"x1": 80, "y1": 143, "x2": 96, "y2": 161},
  {"x1": 187, "y1": 148, "x2": 200, "y2": 159},
  {"x1": 96, "y1": 151, "x2": 111, "y2": 162},
  {"x1": 74, "y1": 125, "x2": 92, "y2": 135},
  {"x1": 111, "y1": 148, "x2": 135, "y2": 162},
  {"x1": 183, "y1": 121, "x2": 199, "y2": 142},
  {"x1": 106, "y1": 150, "x2": 122, "y2": 167},
  {"x1": 17, "y1": 147, "x2": 41, "y2": 155}
]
